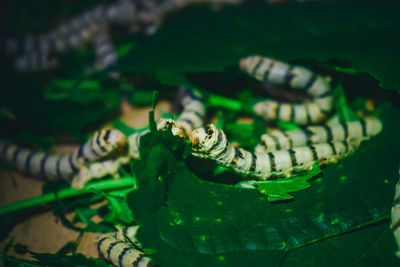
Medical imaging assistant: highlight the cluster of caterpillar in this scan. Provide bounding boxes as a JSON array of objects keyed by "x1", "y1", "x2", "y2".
[
  {"x1": 0, "y1": 88, "x2": 206, "y2": 188},
  {"x1": 1, "y1": 0, "x2": 242, "y2": 72},
  {"x1": 240, "y1": 55, "x2": 333, "y2": 125}
]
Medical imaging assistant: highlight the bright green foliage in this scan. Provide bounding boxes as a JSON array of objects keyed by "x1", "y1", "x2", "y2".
[{"x1": 247, "y1": 163, "x2": 321, "y2": 202}]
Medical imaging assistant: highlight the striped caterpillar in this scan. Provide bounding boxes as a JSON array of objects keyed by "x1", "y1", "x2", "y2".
[
  {"x1": 93, "y1": 28, "x2": 119, "y2": 71},
  {"x1": 3, "y1": 0, "x2": 135, "y2": 71},
  {"x1": 256, "y1": 116, "x2": 383, "y2": 153},
  {"x1": 190, "y1": 123, "x2": 357, "y2": 179},
  {"x1": 240, "y1": 56, "x2": 333, "y2": 125},
  {"x1": 3, "y1": 0, "x2": 242, "y2": 72},
  {"x1": 96, "y1": 226, "x2": 152, "y2": 267},
  {"x1": 67, "y1": 87, "x2": 205, "y2": 186},
  {"x1": 0, "y1": 128, "x2": 127, "y2": 184},
  {"x1": 392, "y1": 168, "x2": 400, "y2": 258}
]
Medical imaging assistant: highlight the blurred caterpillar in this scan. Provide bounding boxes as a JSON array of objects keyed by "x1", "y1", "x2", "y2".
[
  {"x1": 190, "y1": 123, "x2": 356, "y2": 179},
  {"x1": 2, "y1": 0, "x2": 136, "y2": 71},
  {"x1": 96, "y1": 226, "x2": 152, "y2": 267},
  {"x1": 175, "y1": 87, "x2": 206, "y2": 137},
  {"x1": 240, "y1": 56, "x2": 333, "y2": 125},
  {"x1": 391, "y1": 167, "x2": 400, "y2": 258},
  {"x1": 2, "y1": 0, "x2": 242, "y2": 72},
  {"x1": 93, "y1": 28, "x2": 118, "y2": 71},
  {"x1": 0, "y1": 128, "x2": 127, "y2": 183},
  {"x1": 256, "y1": 116, "x2": 383, "y2": 153}
]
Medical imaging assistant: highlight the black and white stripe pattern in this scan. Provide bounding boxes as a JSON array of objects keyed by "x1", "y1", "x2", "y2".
[
  {"x1": 93, "y1": 29, "x2": 118, "y2": 70},
  {"x1": 96, "y1": 226, "x2": 151, "y2": 267},
  {"x1": 175, "y1": 87, "x2": 206, "y2": 137},
  {"x1": 190, "y1": 124, "x2": 355, "y2": 179},
  {"x1": 240, "y1": 56, "x2": 333, "y2": 125},
  {"x1": 2, "y1": 1, "x2": 134, "y2": 72},
  {"x1": 391, "y1": 167, "x2": 400, "y2": 258},
  {"x1": 0, "y1": 128, "x2": 127, "y2": 182},
  {"x1": 256, "y1": 116, "x2": 383, "y2": 153},
  {"x1": 3, "y1": 0, "x2": 241, "y2": 72}
]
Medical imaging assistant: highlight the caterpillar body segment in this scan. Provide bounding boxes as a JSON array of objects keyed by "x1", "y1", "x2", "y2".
[
  {"x1": 71, "y1": 156, "x2": 129, "y2": 188},
  {"x1": 240, "y1": 56, "x2": 333, "y2": 125},
  {"x1": 0, "y1": 128, "x2": 127, "y2": 182},
  {"x1": 190, "y1": 124, "x2": 355, "y2": 180},
  {"x1": 14, "y1": 51, "x2": 58, "y2": 72},
  {"x1": 256, "y1": 116, "x2": 383, "y2": 153},
  {"x1": 96, "y1": 229, "x2": 151, "y2": 267},
  {"x1": 93, "y1": 29, "x2": 118, "y2": 70},
  {"x1": 392, "y1": 174, "x2": 400, "y2": 258},
  {"x1": 77, "y1": 128, "x2": 128, "y2": 164},
  {"x1": 176, "y1": 87, "x2": 206, "y2": 136},
  {"x1": 127, "y1": 130, "x2": 150, "y2": 159}
]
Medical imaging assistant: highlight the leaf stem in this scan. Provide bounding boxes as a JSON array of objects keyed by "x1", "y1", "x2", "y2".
[
  {"x1": 0, "y1": 177, "x2": 135, "y2": 216},
  {"x1": 206, "y1": 93, "x2": 255, "y2": 114}
]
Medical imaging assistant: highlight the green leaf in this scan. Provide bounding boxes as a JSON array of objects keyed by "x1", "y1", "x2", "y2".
[
  {"x1": 251, "y1": 163, "x2": 321, "y2": 202},
  {"x1": 118, "y1": 2, "x2": 400, "y2": 90},
  {"x1": 127, "y1": 100, "x2": 399, "y2": 266}
]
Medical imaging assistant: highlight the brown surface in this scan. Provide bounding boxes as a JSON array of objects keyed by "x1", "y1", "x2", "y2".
[{"x1": 0, "y1": 102, "x2": 173, "y2": 261}]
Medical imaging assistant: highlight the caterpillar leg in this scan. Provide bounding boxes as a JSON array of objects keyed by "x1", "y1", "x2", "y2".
[
  {"x1": 71, "y1": 156, "x2": 129, "y2": 189},
  {"x1": 256, "y1": 116, "x2": 383, "y2": 153},
  {"x1": 240, "y1": 56, "x2": 333, "y2": 125}
]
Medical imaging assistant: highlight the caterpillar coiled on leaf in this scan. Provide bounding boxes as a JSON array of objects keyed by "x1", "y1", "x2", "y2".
[
  {"x1": 96, "y1": 226, "x2": 151, "y2": 267},
  {"x1": 256, "y1": 116, "x2": 383, "y2": 153},
  {"x1": 240, "y1": 55, "x2": 333, "y2": 125},
  {"x1": 0, "y1": 128, "x2": 127, "y2": 183},
  {"x1": 190, "y1": 123, "x2": 356, "y2": 179}
]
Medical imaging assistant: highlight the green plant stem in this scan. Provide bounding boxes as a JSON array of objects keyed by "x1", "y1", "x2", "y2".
[
  {"x1": 0, "y1": 177, "x2": 135, "y2": 216},
  {"x1": 206, "y1": 93, "x2": 255, "y2": 114}
]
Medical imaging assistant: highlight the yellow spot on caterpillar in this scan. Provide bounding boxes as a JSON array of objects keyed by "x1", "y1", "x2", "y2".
[
  {"x1": 340, "y1": 176, "x2": 347, "y2": 182},
  {"x1": 261, "y1": 189, "x2": 267, "y2": 193},
  {"x1": 366, "y1": 100, "x2": 375, "y2": 111}
]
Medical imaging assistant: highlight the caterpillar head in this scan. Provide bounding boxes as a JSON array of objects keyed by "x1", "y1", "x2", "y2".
[
  {"x1": 239, "y1": 55, "x2": 262, "y2": 75},
  {"x1": 189, "y1": 124, "x2": 220, "y2": 154},
  {"x1": 157, "y1": 118, "x2": 185, "y2": 138}
]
